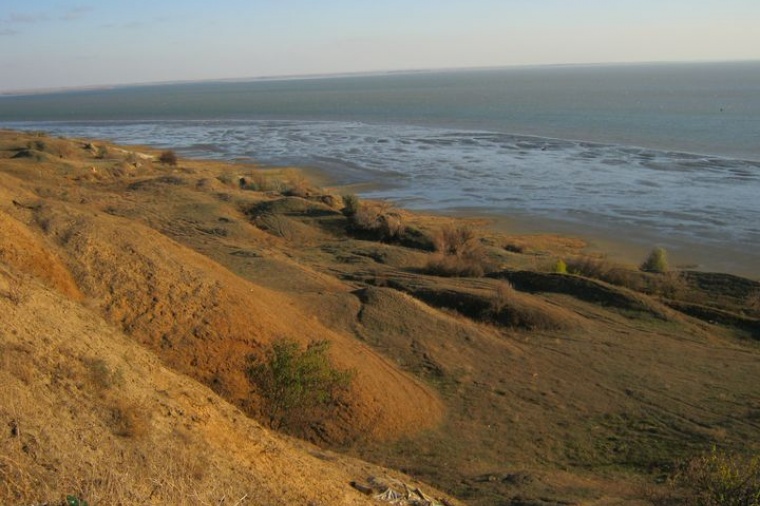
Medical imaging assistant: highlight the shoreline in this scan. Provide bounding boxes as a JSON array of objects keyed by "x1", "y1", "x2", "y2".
[
  {"x1": 300, "y1": 163, "x2": 759, "y2": 280},
  {"x1": 299, "y1": 173, "x2": 757, "y2": 281},
  {"x1": 423, "y1": 207, "x2": 758, "y2": 280},
  {"x1": 6, "y1": 125, "x2": 758, "y2": 281}
]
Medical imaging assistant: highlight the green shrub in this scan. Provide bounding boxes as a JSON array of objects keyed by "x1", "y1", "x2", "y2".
[
  {"x1": 553, "y1": 258, "x2": 568, "y2": 274},
  {"x1": 248, "y1": 339, "x2": 354, "y2": 433},
  {"x1": 641, "y1": 247, "x2": 669, "y2": 273},
  {"x1": 672, "y1": 448, "x2": 760, "y2": 506}
]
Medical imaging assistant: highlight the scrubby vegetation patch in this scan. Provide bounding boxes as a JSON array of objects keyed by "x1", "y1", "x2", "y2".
[{"x1": 248, "y1": 339, "x2": 354, "y2": 436}]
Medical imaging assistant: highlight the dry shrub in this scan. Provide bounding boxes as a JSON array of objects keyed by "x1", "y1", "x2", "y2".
[
  {"x1": 349, "y1": 201, "x2": 405, "y2": 241},
  {"x1": 648, "y1": 271, "x2": 691, "y2": 300},
  {"x1": 745, "y1": 291, "x2": 760, "y2": 315},
  {"x1": 282, "y1": 169, "x2": 313, "y2": 197},
  {"x1": 216, "y1": 172, "x2": 235, "y2": 186},
  {"x1": 342, "y1": 193, "x2": 360, "y2": 217},
  {"x1": 54, "y1": 141, "x2": 77, "y2": 159},
  {"x1": 0, "y1": 454, "x2": 36, "y2": 504},
  {"x1": 427, "y1": 254, "x2": 485, "y2": 278},
  {"x1": 433, "y1": 224, "x2": 477, "y2": 256},
  {"x1": 254, "y1": 214, "x2": 296, "y2": 241},
  {"x1": 488, "y1": 281, "x2": 574, "y2": 331},
  {"x1": 567, "y1": 256, "x2": 644, "y2": 290},
  {"x1": 427, "y1": 225, "x2": 490, "y2": 277},
  {"x1": 86, "y1": 358, "x2": 122, "y2": 391},
  {"x1": 239, "y1": 171, "x2": 277, "y2": 192},
  {"x1": 490, "y1": 281, "x2": 515, "y2": 314},
  {"x1": 5, "y1": 275, "x2": 26, "y2": 305},
  {"x1": 504, "y1": 241, "x2": 526, "y2": 254},
  {"x1": 158, "y1": 150, "x2": 177, "y2": 166},
  {"x1": 109, "y1": 398, "x2": 150, "y2": 439},
  {"x1": 249, "y1": 171, "x2": 272, "y2": 191}
]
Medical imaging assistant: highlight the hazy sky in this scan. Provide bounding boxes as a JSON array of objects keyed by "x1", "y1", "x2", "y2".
[{"x1": 1, "y1": 0, "x2": 759, "y2": 91}]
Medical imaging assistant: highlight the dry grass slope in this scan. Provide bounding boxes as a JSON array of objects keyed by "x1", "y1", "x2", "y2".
[
  {"x1": 0, "y1": 267, "x2": 453, "y2": 505},
  {"x1": 2, "y1": 130, "x2": 759, "y2": 506}
]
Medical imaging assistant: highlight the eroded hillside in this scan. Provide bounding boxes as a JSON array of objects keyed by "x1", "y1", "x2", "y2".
[{"x1": 2, "y1": 130, "x2": 759, "y2": 505}]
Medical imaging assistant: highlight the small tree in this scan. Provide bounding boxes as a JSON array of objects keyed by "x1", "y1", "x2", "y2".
[
  {"x1": 641, "y1": 247, "x2": 669, "y2": 273},
  {"x1": 158, "y1": 150, "x2": 178, "y2": 166},
  {"x1": 248, "y1": 339, "x2": 353, "y2": 433}
]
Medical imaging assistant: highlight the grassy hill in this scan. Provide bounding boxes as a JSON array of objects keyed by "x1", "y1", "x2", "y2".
[{"x1": 1, "y1": 130, "x2": 758, "y2": 505}]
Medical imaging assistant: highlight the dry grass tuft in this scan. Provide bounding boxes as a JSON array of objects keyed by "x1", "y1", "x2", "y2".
[
  {"x1": 427, "y1": 225, "x2": 491, "y2": 277},
  {"x1": 108, "y1": 398, "x2": 150, "y2": 439},
  {"x1": 488, "y1": 280, "x2": 577, "y2": 331},
  {"x1": 158, "y1": 150, "x2": 178, "y2": 166},
  {"x1": 4, "y1": 275, "x2": 26, "y2": 305},
  {"x1": 349, "y1": 201, "x2": 405, "y2": 241},
  {"x1": 86, "y1": 358, "x2": 122, "y2": 391},
  {"x1": 746, "y1": 290, "x2": 760, "y2": 315},
  {"x1": 567, "y1": 256, "x2": 643, "y2": 289},
  {"x1": 283, "y1": 169, "x2": 315, "y2": 197}
]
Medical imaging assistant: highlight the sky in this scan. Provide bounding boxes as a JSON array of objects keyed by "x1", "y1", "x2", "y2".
[{"x1": 1, "y1": 0, "x2": 759, "y2": 92}]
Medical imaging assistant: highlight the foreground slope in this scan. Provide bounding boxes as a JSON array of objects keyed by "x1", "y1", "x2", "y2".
[
  {"x1": 0, "y1": 264, "x2": 452, "y2": 505},
  {"x1": 0, "y1": 131, "x2": 443, "y2": 445}
]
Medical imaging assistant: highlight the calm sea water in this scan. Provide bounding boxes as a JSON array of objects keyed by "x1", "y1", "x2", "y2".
[{"x1": 2, "y1": 61, "x2": 759, "y2": 274}]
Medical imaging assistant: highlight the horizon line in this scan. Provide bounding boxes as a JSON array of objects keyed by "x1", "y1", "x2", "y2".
[{"x1": 2, "y1": 58, "x2": 758, "y2": 97}]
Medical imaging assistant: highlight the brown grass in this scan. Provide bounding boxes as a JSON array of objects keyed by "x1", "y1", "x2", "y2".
[
  {"x1": 4, "y1": 130, "x2": 760, "y2": 506},
  {"x1": 108, "y1": 397, "x2": 151, "y2": 439},
  {"x1": 350, "y1": 201, "x2": 405, "y2": 241},
  {"x1": 488, "y1": 280, "x2": 579, "y2": 330},
  {"x1": 426, "y1": 225, "x2": 491, "y2": 277},
  {"x1": 4, "y1": 274, "x2": 26, "y2": 305}
]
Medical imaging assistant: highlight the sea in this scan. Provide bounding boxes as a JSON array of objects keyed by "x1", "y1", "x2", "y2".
[{"x1": 1, "y1": 61, "x2": 759, "y2": 276}]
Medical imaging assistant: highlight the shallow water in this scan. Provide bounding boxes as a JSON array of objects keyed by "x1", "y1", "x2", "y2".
[{"x1": 2, "y1": 62, "x2": 759, "y2": 275}]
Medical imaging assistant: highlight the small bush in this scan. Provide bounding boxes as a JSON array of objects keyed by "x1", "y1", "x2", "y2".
[
  {"x1": 283, "y1": 170, "x2": 312, "y2": 197},
  {"x1": 641, "y1": 247, "x2": 669, "y2": 273},
  {"x1": 28, "y1": 139, "x2": 47, "y2": 152},
  {"x1": 487, "y1": 280, "x2": 572, "y2": 330},
  {"x1": 158, "y1": 150, "x2": 178, "y2": 166},
  {"x1": 553, "y1": 259, "x2": 568, "y2": 274},
  {"x1": 746, "y1": 291, "x2": 760, "y2": 314},
  {"x1": 86, "y1": 358, "x2": 122, "y2": 391},
  {"x1": 671, "y1": 448, "x2": 760, "y2": 506},
  {"x1": 490, "y1": 281, "x2": 515, "y2": 314},
  {"x1": 248, "y1": 339, "x2": 354, "y2": 433},
  {"x1": 5, "y1": 275, "x2": 26, "y2": 305},
  {"x1": 426, "y1": 225, "x2": 490, "y2": 277},
  {"x1": 566, "y1": 256, "x2": 644, "y2": 290},
  {"x1": 94, "y1": 145, "x2": 109, "y2": 159},
  {"x1": 349, "y1": 201, "x2": 405, "y2": 241},
  {"x1": 342, "y1": 193, "x2": 360, "y2": 217},
  {"x1": 109, "y1": 398, "x2": 150, "y2": 438},
  {"x1": 247, "y1": 171, "x2": 272, "y2": 191}
]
